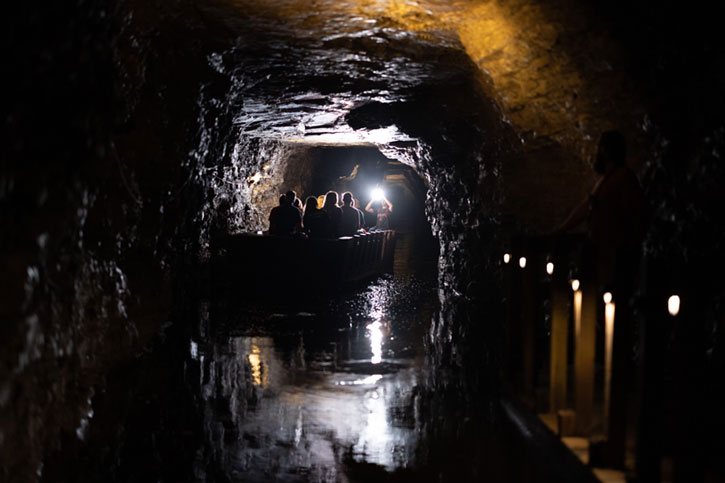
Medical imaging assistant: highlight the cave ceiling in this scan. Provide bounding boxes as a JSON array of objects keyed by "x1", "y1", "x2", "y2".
[{"x1": 201, "y1": 0, "x2": 643, "y2": 162}]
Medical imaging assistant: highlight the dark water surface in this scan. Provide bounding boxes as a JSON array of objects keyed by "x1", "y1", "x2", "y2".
[
  {"x1": 42, "y1": 239, "x2": 513, "y2": 482},
  {"x1": 188, "y1": 270, "x2": 437, "y2": 482},
  {"x1": 39, "y1": 235, "x2": 526, "y2": 482}
]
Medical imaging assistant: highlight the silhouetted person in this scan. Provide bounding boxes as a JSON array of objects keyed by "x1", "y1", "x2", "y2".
[
  {"x1": 365, "y1": 191, "x2": 393, "y2": 230},
  {"x1": 554, "y1": 130, "x2": 643, "y2": 281},
  {"x1": 303, "y1": 195, "x2": 330, "y2": 239},
  {"x1": 285, "y1": 190, "x2": 299, "y2": 210},
  {"x1": 292, "y1": 197, "x2": 303, "y2": 214},
  {"x1": 323, "y1": 191, "x2": 342, "y2": 238},
  {"x1": 271, "y1": 191, "x2": 302, "y2": 236},
  {"x1": 353, "y1": 197, "x2": 366, "y2": 229},
  {"x1": 339, "y1": 192, "x2": 361, "y2": 236},
  {"x1": 268, "y1": 194, "x2": 286, "y2": 235}
]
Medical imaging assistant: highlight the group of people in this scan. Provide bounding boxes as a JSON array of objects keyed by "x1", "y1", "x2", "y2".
[{"x1": 268, "y1": 189, "x2": 393, "y2": 238}]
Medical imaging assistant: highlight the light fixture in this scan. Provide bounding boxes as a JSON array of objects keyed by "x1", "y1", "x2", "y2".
[
  {"x1": 603, "y1": 292, "x2": 612, "y2": 304},
  {"x1": 668, "y1": 295, "x2": 680, "y2": 316},
  {"x1": 503, "y1": 253, "x2": 511, "y2": 264},
  {"x1": 570, "y1": 279, "x2": 580, "y2": 292},
  {"x1": 519, "y1": 257, "x2": 527, "y2": 269},
  {"x1": 546, "y1": 262, "x2": 554, "y2": 275},
  {"x1": 370, "y1": 187, "x2": 385, "y2": 201}
]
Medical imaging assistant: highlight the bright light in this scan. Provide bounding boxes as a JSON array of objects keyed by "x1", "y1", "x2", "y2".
[
  {"x1": 503, "y1": 253, "x2": 511, "y2": 264},
  {"x1": 370, "y1": 187, "x2": 385, "y2": 201},
  {"x1": 603, "y1": 292, "x2": 613, "y2": 304},
  {"x1": 668, "y1": 295, "x2": 680, "y2": 316},
  {"x1": 519, "y1": 257, "x2": 527, "y2": 269},
  {"x1": 546, "y1": 262, "x2": 554, "y2": 275},
  {"x1": 256, "y1": 230, "x2": 263, "y2": 235},
  {"x1": 367, "y1": 320, "x2": 383, "y2": 364},
  {"x1": 571, "y1": 279, "x2": 580, "y2": 291}
]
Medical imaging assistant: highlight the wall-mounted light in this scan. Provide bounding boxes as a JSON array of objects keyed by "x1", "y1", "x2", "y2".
[
  {"x1": 668, "y1": 295, "x2": 680, "y2": 316},
  {"x1": 519, "y1": 257, "x2": 527, "y2": 269},
  {"x1": 570, "y1": 279, "x2": 580, "y2": 292},
  {"x1": 546, "y1": 262, "x2": 554, "y2": 275},
  {"x1": 503, "y1": 253, "x2": 511, "y2": 264}
]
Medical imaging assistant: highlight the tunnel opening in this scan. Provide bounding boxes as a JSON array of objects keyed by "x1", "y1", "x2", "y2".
[{"x1": 242, "y1": 143, "x2": 438, "y2": 278}]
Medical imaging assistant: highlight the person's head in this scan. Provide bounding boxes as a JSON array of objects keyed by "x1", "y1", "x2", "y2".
[
  {"x1": 341, "y1": 192, "x2": 353, "y2": 206},
  {"x1": 324, "y1": 191, "x2": 338, "y2": 208},
  {"x1": 278, "y1": 194, "x2": 287, "y2": 206},
  {"x1": 285, "y1": 190, "x2": 297, "y2": 204},
  {"x1": 594, "y1": 130, "x2": 626, "y2": 174},
  {"x1": 304, "y1": 196, "x2": 318, "y2": 214}
]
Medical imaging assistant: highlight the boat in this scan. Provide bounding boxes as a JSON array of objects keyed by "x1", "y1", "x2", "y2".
[{"x1": 220, "y1": 230, "x2": 396, "y2": 291}]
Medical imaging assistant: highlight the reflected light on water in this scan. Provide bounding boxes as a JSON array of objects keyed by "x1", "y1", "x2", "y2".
[
  {"x1": 248, "y1": 345, "x2": 269, "y2": 388},
  {"x1": 337, "y1": 374, "x2": 383, "y2": 386},
  {"x1": 190, "y1": 340, "x2": 198, "y2": 360},
  {"x1": 356, "y1": 387, "x2": 389, "y2": 460},
  {"x1": 367, "y1": 320, "x2": 383, "y2": 364}
]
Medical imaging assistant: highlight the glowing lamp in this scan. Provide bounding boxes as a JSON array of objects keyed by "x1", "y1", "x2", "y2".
[
  {"x1": 370, "y1": 187, "x2": 385, "y2": 201},
  {"x1": 570, "y1": 279, "x2": 580, "y2": 292},
  {"x1": 603, "y1": 292, "x2": 613, "y2": 304},
  {"x1": 668, "y1": 295, "x2": 680, "y2": 316},
  {"x1": 546, "y1": 262, "x2": 554, "y2": 275},
  {"x1": 503, "y1": 253, "x2": 511, "y2": 264},
  {"x1": 519, "y1": 257, "x2": 527, "y2": 269}
]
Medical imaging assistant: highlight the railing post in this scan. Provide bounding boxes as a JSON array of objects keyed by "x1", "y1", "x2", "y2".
[
  {"x1": 549, "y1": 260, "x2": 569, "y2": 415},
  {"x1": 521, "y1": 252, "x2": 536, "y2": 407},
  {"x1": 574, "y1": 277, "x2": 597, "y2": 436}
]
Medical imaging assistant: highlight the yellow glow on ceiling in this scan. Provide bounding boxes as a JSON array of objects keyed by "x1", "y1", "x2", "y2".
[{"x1": 216, "y1": 0, "x2": 627, "y2": 156}]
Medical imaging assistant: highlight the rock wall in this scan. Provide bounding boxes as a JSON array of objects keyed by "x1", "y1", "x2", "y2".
[{"x1": 1, "y1": 1, "x2": 228, "y2": 479}]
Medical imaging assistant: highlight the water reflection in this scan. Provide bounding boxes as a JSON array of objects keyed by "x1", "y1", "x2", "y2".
[
  {"x1": 367, "y1": 320, "x2": 384, "y2": 364},
  {"x1": 248, "y1": 344, "x2": 269, "y2": 388},
  {"x1": 189, "y1": 275, "x2": 436, "y2": 478}
]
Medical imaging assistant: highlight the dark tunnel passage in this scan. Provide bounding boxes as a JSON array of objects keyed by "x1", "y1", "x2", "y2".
[{"x1": 3, "y1": 0, "x2": 725, "y2": 481}]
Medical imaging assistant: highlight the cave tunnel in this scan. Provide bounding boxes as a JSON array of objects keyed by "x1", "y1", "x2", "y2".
[{"x1": 3, "y1": 0, "x2": 725, "y2": 481}]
